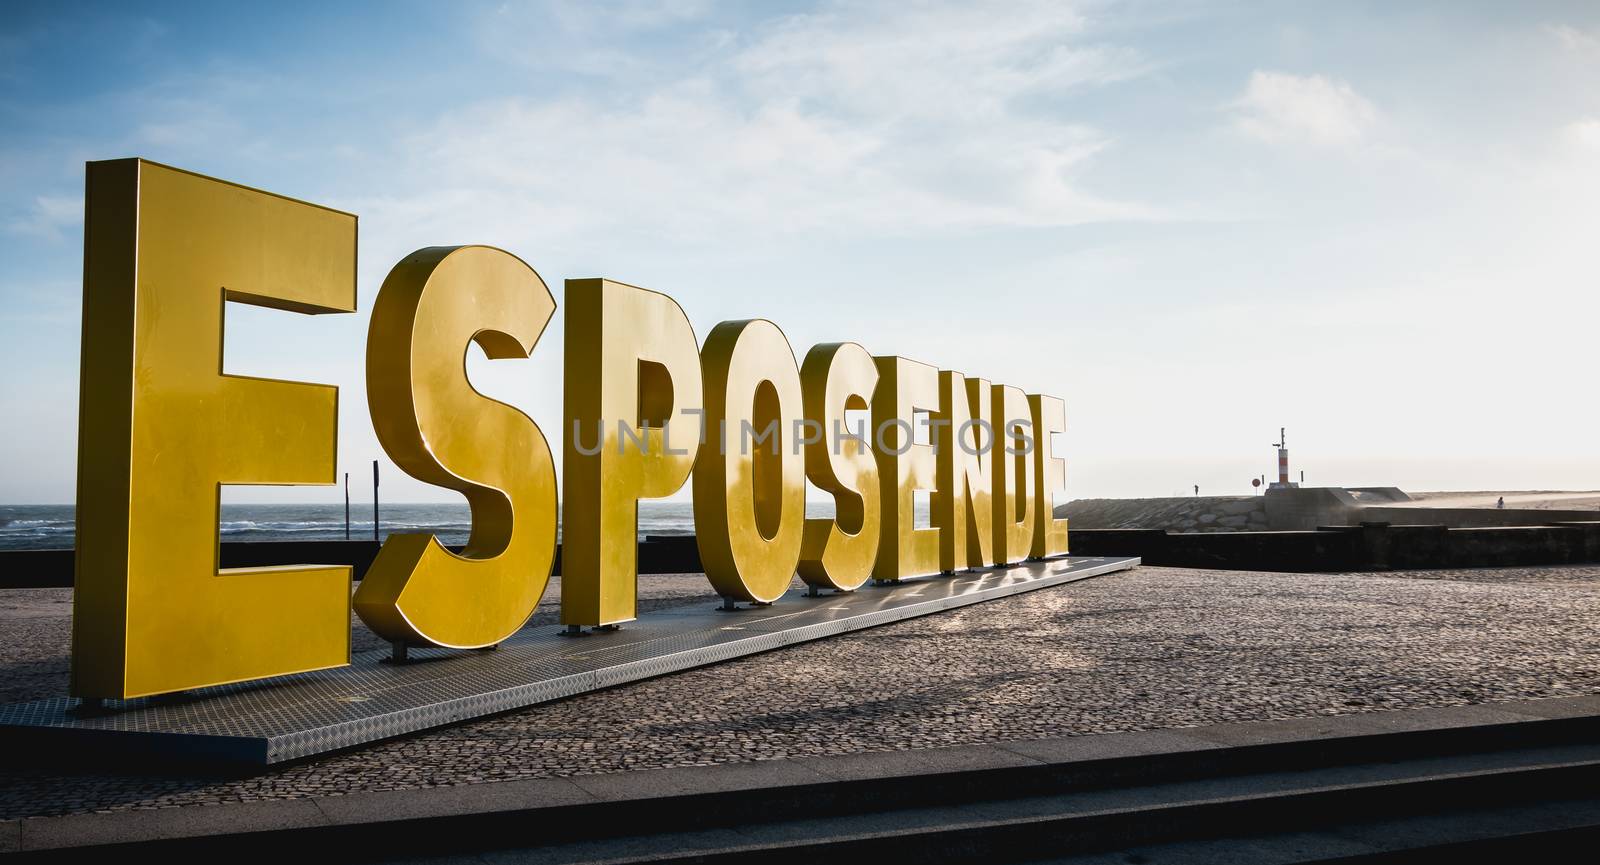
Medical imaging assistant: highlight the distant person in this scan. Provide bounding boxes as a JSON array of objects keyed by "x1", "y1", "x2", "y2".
[
  {"x1": 1496, "y1": 497, "x2": 1505, "y2": 509},
  {"x1": 1194, "y1": 484, "x2": 1199, "y2": 497}
]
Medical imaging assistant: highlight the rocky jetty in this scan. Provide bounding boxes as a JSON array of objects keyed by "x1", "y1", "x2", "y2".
[{"x1": 1058, "y1": 495, "x2": 1269, "y2": 533}]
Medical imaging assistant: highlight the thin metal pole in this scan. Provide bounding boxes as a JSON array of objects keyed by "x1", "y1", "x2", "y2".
[
  {"x1": 344, "y1": 472, "x2": 350, "y2": 540},
  {"x1": 372, "y1": 460, "x2": 380, "y2": 542}
]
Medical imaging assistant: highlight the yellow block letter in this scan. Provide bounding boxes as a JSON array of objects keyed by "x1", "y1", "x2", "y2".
[
  {"x1": 562, "y1": 279, "x2": 703, "y2": 626},
  {"x1": 355, "y1": 246, "x2": 558, "y2": 648},
  {"x1": 872, "y1": 357, "x2": 942, "y2": 581},
  {"x1": 934, "y1": 372, "x2": 996, "y2": 572},
  {"x1": 1030, "y1": 394, "x2": 1070, "y2": 558},
  {"x1": 992, "y1": 384, "x2": 1037, "y2": 565},
  {"x1": 694, "y1": 320, "x2": 806, "y2": 603},
  {"x1": 73, "y1": 159, "x2": 354, "y2": 699},
  {"x1": 798, "y1": 343, "x2": 881, "y2": 591}
]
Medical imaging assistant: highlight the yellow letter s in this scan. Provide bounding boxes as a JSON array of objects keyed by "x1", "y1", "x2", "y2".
[{"x1": 355, "y1": 246, "x2": 559, "y2": 649}]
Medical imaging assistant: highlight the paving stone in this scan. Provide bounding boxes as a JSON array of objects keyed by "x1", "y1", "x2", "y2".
[
  {"x1": 312, "y1": 777, "x2": 597, "y2": 824},
  {"x1": 1489, "y1": 694, "x2": 1600, "y2": 720},
  {"x1": 568, "y1": 758, "x2": 832, "y2": 802},
  {"x1": 2, "y1": 565, "x2": 1599, "y2": 821},
  {"x1": 18, "y1": 798, "x2": 327, "y2": 851},
  {"x1": 793, "y1": 742, "x2": 1043, "y2": 782},
  {"x1": 995, "y1": 728, "x2": 1225, "y2": 764},
  {"x1": 1324, "y1": 702, "x2": 1545, "y2": 733}
]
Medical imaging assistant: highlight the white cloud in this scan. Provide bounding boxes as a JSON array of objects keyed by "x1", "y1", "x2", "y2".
[
  {"x1": 1565, "y1": 117, "x2": 1600, "y2": 151},
  {"x1": 550, "y1": 0, "x2": 713, "y2": 32},
  {"x1": 5, "y1": 194, "x2": 82, "y2": 241},
  {"x1": 394, "y1": 0, "x2": 1160, "y2": 248},
  {"x1": 1230, "y1": 70, "x2": 1376, "y2": 148},
  {"x1": 730, "y1": 2, "x2": 1142, "y2": 122},
  {"x1": 1550, "y1": 23, "x2": 1600, "y2": 53}
]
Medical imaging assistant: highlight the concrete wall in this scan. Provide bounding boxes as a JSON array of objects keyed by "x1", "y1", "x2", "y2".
[
  {"x1": 1263, "y1": 487, "x2": 1362, "y2": 530},
  {"x1": 1359, "y1": 506, "x2": 1600, "y2": 528},
  {"x1": 1259, "y1": 487, "x2": 1599, "y2": 531},
  {"x1": 9, "y1": 517, "x2": 1599, "y2": 587},
  {"x1": 0, "y1": 537, "x2": 708, "y2": 589},
  {"x1": 1070, "y1": 521, "x2": 1600, "y2": 572},
  {"x1": 1059, "y1": 496, "x2": 1268, "y2": 533},
  {"x1": 1060, "y1": 488, "x2": 1588, "y2": 534}
]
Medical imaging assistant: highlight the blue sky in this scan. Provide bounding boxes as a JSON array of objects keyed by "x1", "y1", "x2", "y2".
[{"x1": 2, "y1": 0, "x2": 1598, "y2": 504}]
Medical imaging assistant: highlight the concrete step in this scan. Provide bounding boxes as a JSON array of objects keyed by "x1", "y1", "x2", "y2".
[
  {"x1": 413, "y1": 754, "x2": 1600, "y2": 864},
  {"x1": 12, "y1": 704, "x2": 1600, "y2": 861}
]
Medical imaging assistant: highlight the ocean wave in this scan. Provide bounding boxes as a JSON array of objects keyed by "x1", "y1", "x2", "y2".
[
  {"x1": 0, "y1": 519, "x2": 73, "y2": 528},
  {"x1": 0, "y1": 503, "x2": 699, "y2": 550},
  {"x1": 218, "y1": 522, "x2": 475, "y2": 533},
  {"x1": 0, "y1": 525, "x2": 73, "y2": 533}
]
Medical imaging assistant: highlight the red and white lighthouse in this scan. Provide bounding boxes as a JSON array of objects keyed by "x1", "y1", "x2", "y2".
[{"x1": 1271, "y1": 427, "x2": 1296, "y2": 488}]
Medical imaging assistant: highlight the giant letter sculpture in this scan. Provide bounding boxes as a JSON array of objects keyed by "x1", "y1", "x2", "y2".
[
  {"x1": 73, "y1": 159, "x2": 355, "y2": 699},
  {"x1": 562, "y1": 278, "x2": 703, "y2": 626},
  {"x1": 1030, "y1": 394, "x2": 1070, "y2": 558},
  {"x1": 934, "y1": 372, "x2": 996, "y2": 572},
  {"x1": 694, "y1": 320, "x2": 806, "y2": 603},
  {"x1": 872, "y1": 357, "x2": 942, "y2": 581},
  {"x1": 797, "y1": 343, "x2": 880, "y2": 591},
  {"x1": 992, "y1": 384, "x2": 1037, "y2": 565},
  {"x1": 355, "y1": 246, "x2": 559, "y2": 649}
]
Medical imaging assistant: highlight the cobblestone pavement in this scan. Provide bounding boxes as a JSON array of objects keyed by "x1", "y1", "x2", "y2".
[
  {"x1": 0, "y1": 574, "x2": 719, "y2": 707},
  {"x1": 2, "y1": 564, "x2": 1599, "y2": 821}
]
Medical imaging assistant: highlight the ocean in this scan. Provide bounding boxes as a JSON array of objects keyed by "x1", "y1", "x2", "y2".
[{"x1": 0, "y1": 500, "x2": 895, "y2": 551}]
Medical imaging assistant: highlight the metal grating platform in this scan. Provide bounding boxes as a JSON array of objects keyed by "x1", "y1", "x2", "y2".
[{"x1": 0, "y1": 556, "x2": 1138, "y2": 766}]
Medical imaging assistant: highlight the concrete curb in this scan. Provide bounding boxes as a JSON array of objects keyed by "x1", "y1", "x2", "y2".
[{"x1": 7, "y1": 694, "x2": 1600, "y2": 855}]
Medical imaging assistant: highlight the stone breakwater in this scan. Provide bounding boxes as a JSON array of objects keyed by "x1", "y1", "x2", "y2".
[{"x1": 1060, "y1": 496, "x2": 1269, "y2": 532}]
